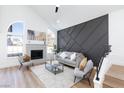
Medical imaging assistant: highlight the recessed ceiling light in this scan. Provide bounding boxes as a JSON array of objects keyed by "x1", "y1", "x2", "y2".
[{"x1": 56, "y1": 20, "x2": 60, "y2": 23}]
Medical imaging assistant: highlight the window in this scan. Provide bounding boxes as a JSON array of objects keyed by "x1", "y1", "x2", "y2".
[
  {"x1": 46, "y1": 29, "x2": 56, "y2": 53},
  {"x1": 7, "y1": 22, "x2": 23, "y2": 57}
]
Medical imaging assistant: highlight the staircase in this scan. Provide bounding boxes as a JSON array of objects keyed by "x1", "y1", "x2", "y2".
[{"x1": 103, "y1": 65, "x2": 124, "y2": 88}]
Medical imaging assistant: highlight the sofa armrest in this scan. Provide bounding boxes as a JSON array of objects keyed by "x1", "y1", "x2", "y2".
[
  {"x1": 75, "y1": 53, "x2": 85, "y2": 68},
  {"x1": 56, "y1": 52, "x2": 62, "y2": 58}
]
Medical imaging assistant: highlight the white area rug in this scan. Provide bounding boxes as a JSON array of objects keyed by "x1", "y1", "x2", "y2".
[{"x1": 31, "y1": 64, "x2": 80, "y2": 88}]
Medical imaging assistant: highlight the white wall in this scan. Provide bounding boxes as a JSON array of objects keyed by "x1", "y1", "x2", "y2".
[
  {"x1": 109, "y1": 9, "x2": 124, "y2": 66},
  {"x1": 0, "y1": 5, "x2": 48, "y2": 69},
  {"x1": 94, "y1": 8, "x2": 124, "y2": 88}
]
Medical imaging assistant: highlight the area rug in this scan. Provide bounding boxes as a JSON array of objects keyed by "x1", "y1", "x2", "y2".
[{"x1": 30, "y1": 64, "x2": 81, "y2": 88}]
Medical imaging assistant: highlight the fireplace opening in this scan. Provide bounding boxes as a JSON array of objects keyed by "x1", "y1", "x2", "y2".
[{"x1": 31, "y1": 50, "x2": 43, "y2": 60}]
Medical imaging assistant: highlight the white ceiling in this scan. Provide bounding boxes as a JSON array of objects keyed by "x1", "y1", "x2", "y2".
[{"x1": 30, "y1": 5, "x2": 124, "y2": 30}]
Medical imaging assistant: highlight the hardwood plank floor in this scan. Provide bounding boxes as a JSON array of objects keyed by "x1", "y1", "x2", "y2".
[
  {"x1": 0, "y1": 65, "x2": 92, "y2": 88},
  {"x1": 71, "y1": 80, "x2": 91, "y2": 88},
  {"x1": 0, "y1": 66, "x2": 45, "y2": 88}
]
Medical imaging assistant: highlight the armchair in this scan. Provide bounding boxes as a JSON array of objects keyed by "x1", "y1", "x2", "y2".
[
  {"x1": 74, "y1": 60, "x2": 93, "y2": 85},
  {"x1": 17, "y1": 55, "x2": 32, "y2": 70}
]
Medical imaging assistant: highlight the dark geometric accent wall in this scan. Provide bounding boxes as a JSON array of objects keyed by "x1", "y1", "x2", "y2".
[{"x1": 57, "y1": 15, "x2": 108, "y2": 66}]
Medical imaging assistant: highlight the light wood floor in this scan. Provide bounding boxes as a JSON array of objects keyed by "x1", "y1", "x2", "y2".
[
  {"x1": 71, "y1": 80, "x2": 91, "y2": 88},
  {"x1": 0, "y1": 65, "x2": 92, "y2": 88},
  {"x1": 0, "y1": 66, "x2": 45, "y2": 88}
]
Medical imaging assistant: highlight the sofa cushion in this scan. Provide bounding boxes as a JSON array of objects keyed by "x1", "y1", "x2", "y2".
[
  {"x1": 74, "y1": 68, "x2": 85, "y2": 78},
  {"x1": 57, "y1": 57, "x2": 76, "y2": 66},
  {"x1": 60, "y1": 57, "x2": 76, "y2": 64},
  {"x1": 56, "y1": 51, "x2": 85, "y2": 67}
]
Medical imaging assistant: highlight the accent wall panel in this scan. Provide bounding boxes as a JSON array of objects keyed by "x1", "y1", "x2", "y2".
[{"x1": 57, "y1": 15, "x2": 108, "y2": 66}]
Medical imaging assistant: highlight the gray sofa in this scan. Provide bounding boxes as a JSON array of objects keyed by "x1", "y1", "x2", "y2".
[{"x1": 56, "y1": 51, "x2": 85, "y2": 67}]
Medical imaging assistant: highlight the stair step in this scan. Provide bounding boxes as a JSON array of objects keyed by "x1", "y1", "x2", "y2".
[
  {"x1": 103, "y1": 65, "x2": 124, "y2": 88},
  {"x1": 103, "y1": 74, "x2": 124, "y2": 88},
  {"x1": 105, "y1": 65, "x2": 124, "y2": 80}
]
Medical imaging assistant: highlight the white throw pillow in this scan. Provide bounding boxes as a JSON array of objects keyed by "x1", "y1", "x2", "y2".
[
  {"x1": 60, "y1": 52, "x2": 68, "y2": 59},
  {"x1": 70, "y1": 53, "x2": 76, "y2": 61}
]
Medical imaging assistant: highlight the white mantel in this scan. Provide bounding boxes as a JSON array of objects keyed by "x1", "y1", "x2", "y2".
[{"x1": 26, "y1": 40, "x2": 45, "y2": 45}]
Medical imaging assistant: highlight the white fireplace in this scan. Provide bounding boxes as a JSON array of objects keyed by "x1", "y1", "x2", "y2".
[{"x1": 26, "y1": 44, "x2": 46, "y2": 64}]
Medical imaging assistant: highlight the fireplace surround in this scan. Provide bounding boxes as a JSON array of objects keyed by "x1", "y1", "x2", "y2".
[{"x1": 26, "y1": 44, "x2": 46, "y2": 64}]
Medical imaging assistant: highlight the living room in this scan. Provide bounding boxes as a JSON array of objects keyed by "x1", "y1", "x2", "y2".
[{"x1": 0, "y1": 4, "x2": 124, "y2": 89}]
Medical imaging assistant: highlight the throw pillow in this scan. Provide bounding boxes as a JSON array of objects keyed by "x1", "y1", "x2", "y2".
[
  {"x1": 79, "y1": 57, "x2": 88, "y2": 70},
  {"x1": 70, "y1": 53, "x2": 76, "y2": 61},
  {"x1": 23, "y1": 54, "x2": 31, "y2": 62},
  {"x1": 60, "y1": 52, "x2": 68, "y2": 59}
]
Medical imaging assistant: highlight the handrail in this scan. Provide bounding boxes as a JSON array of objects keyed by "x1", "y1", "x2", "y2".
[{"x1": 96, "y1": 45, "x2": 111, "y2": 81}]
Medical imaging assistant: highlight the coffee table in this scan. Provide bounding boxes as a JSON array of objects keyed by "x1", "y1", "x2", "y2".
[{"x1": 45, "y1": 60, "x2": 64, "y2": 75}]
